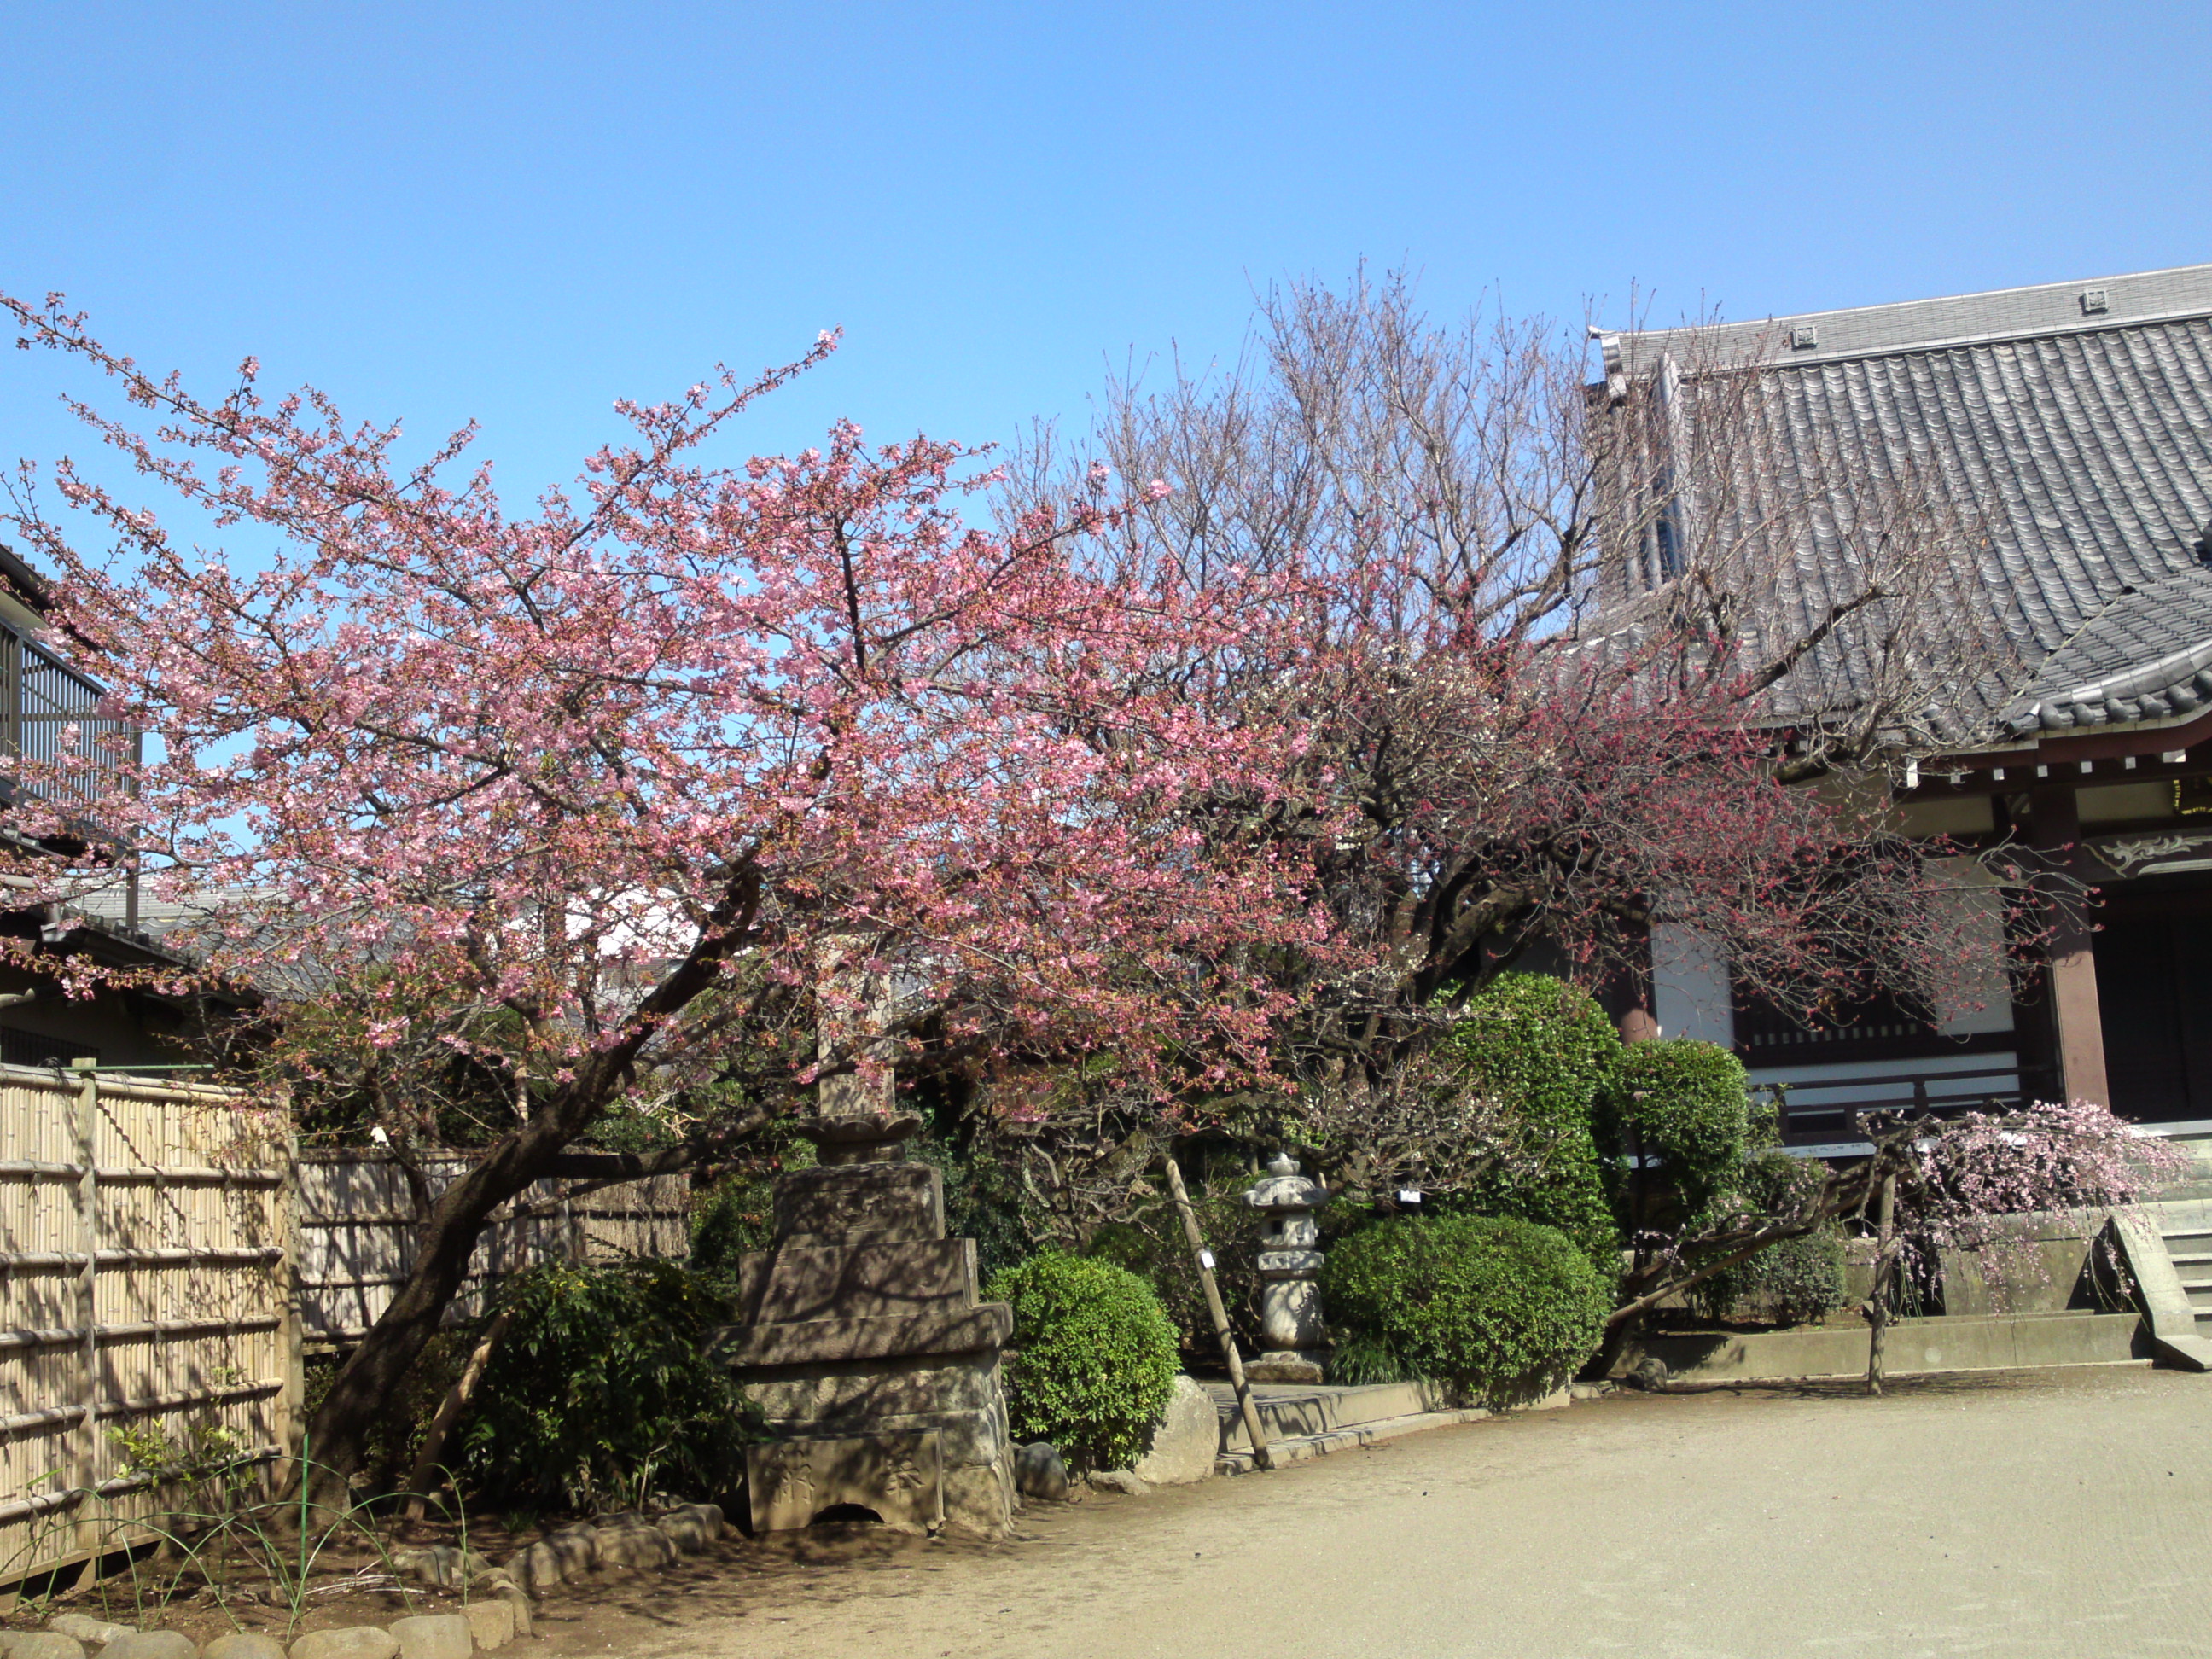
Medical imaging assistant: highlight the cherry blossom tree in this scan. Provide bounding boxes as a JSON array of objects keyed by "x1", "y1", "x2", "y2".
[{"x1": 0, "y1": 294, "x2": 1329, "y2": 1480}]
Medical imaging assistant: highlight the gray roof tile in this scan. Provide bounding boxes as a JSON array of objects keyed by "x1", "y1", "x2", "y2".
[{"x1": 1599, "y1": 266, "x2": 2212, "y2": 740}]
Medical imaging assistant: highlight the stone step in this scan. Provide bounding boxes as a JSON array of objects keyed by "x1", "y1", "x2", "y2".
[
  {"x1": 1214, "y1": 1406, "x2": 1493, "y2": 1475},
  {"x1": 1204, "y1": 1380, "x2": 1454, "y2": 1449}
]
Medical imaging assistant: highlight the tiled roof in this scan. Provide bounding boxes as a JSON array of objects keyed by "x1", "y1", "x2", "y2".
[
  {"x1": 1597, "y1": 265, "x2": 2212, "y2": 742},
  {"x1": 2002, "y1": 566, "x2": 2212, "y2": 733}
]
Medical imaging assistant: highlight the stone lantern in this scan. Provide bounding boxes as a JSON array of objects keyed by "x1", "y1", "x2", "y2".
[{"x1": 1243, "y1": 1152, "x2": 1330, "y2": 1384}]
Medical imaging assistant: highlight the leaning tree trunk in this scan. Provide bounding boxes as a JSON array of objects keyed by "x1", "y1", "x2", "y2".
[
  {"x1": 302, "y1": 1109, "x2": 584, "y2": 1499},
  {"x1": 300, "y1": 883, "x2": 757, "y2": 1496}
]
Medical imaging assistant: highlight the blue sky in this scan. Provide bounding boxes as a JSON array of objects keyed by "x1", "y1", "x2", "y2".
[{"x1": 1, "y1": 0, "x2": 2207, "y2": 512}]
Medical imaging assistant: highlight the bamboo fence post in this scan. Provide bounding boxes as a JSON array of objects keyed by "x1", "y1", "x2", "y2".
[
  {"x1": 71, "y1": 1060, "x2": 101, "y2": 1565},
  {"x1": 1161, "y1": 1155, "x2": 1272, "y2": 1471}
]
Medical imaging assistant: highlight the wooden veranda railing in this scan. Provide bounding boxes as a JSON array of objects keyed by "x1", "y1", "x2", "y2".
[
  {"x1": 0, "y1": 625, "x2": 143, "y2": 929},
  {"x1": 1758, "y1": 1062, "x2": 2040, "y2": 1146}
]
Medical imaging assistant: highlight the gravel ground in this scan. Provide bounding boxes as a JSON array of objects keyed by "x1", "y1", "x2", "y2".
[{"x1": 551, "y1": 1365, "x2": 2212, "y2": 1659}]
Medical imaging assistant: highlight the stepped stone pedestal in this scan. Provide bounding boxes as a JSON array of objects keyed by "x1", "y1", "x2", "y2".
[
  {"x1": 720, "y1": 1115, "x2": 1016, "y2": 1536},
  {"x1": 1244, "y1": 1152, "x2": 1330, "y2": 1384}
]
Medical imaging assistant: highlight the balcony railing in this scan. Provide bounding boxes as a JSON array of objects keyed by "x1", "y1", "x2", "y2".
[
  {"x1": 1757, "y1": 1062, "x2": 2037, "y2": 1146},
  {"x1": 0, "y1": 626, "x2": 139, "y2": 810},
  {"x1": 0, "y1": 626, "x2": 143, "y2": 932}
]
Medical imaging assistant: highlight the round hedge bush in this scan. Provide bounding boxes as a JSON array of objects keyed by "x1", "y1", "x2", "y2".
[
  {"x1": 1596, "y1": 1039, "x2": 1750, "y2": 1225},
  {"x1": 986, "y1": 1254, "x2": 1179, "y2": 1472},
  {"x1": 1319, "y1": 1214, "x2": 1610, "y2": 1408},
  {"x1": 1441, "y1": 974, "x2": 1622, "y2": 1272}
]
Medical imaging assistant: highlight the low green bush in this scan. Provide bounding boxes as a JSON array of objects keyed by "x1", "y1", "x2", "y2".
[
  {"x1": 459, "y1": 1259, "x2": 757, "y2": 1510},
  {"x1": 1596, "y1": 1039, "x2": 1751, "y2": 1227},
  {"x1": 1319, "y1": 1214, "x2": 1610, "y2": 1408},
  {"x1": 986, "y1": 1254, "x2": 1179, "y2": 1472},
  {"x1": 1441, "y1": 974, "x2": 1622, "y2": 1273},
  {"x1": 1686, "y1": 1148, "x2": 1848, "y2": 1326}
]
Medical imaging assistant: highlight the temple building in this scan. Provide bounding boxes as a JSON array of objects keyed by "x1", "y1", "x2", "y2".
[{"x1": 1592, "y1": 263, "x2": 2212, "y2": 1146}]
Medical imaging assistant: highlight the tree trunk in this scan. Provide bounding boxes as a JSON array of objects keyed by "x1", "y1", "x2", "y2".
[
  {"x1": 300, "y1": 875, "x2": 759, "y2": 1495},
  {"x1": 1865, "y1": 1172, "x2": 1897, "y2": 1397},
  {"x1": 302, "y1": 1098, "x2": 591, "y2": 1495}
]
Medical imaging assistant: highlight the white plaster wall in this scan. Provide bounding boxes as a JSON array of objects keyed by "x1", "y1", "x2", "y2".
[
  {"x1": 1650, "y1": 923, "x2": 1734, "y2": 1047},
  {"x1": 1930, "y1": 857, "x2": 2013, "y2": 1037}
]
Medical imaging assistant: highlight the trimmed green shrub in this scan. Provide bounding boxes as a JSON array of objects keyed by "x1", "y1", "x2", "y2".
[
  {"x1": 459, "y1": 1259, "x2": 757, "y2": 1510},
  {"x1": 1596, "y1": 1039, "x2": 1751, "y2": 1227},
  {"x1": 1441, "y1": 974, "x2": 1622, "y2": 1272},
  {"x1": 1320, "y1": 1214, "x2": 1610, "y2": 1407},
  {"x1": 1687, "y1": 1148, "x2": 1848, "y2": 1325},
  {"x1": 1690, "y1": 1225, "x2": 1848, "y2": 1325},
  {"x1": 987, "y1": 1254, "x2": 1179, "y2": 1471}
]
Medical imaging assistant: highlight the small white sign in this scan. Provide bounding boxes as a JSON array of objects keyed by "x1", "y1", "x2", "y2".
[
  {"x1": 1398, "y1": 1190, "x2": 1423, "y2": 1204},
  {"x1": 1198, "y1": 1249, "x2": 1216, "y2": 1270}
]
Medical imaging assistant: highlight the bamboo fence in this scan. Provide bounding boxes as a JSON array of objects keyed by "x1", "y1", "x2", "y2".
[{"x1": 0, "y1": 1064, "x2": 686, "y2": 1586}]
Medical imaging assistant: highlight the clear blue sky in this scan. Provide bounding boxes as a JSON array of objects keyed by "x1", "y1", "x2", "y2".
[{"x1": 2, "y1": 1, "x2": 2207, "y2": 508}]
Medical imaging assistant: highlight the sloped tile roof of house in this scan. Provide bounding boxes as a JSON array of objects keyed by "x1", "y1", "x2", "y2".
[{"x1": 1595, "y1": 265, "x2": 2212, "y2": 741}]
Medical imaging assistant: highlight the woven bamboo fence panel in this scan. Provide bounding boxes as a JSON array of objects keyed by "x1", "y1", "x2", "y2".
[
  {"x1": 0, "y1": 1064, "x2": 289, "y2": 1585},
  {"x1": 0, "y1": 1073, "x2": 686, "y2": 1586},
  {"x1": 294, "y1": 1151, "x2": 689, "y2": 1344}
]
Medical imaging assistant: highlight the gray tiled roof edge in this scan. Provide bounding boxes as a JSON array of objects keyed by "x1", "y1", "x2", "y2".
[{"x1": 1600, "y1": 262, "x2": 2212, "y2": 377}]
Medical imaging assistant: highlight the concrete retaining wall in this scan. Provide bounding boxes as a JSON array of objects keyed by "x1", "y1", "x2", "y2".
[{"x1": 1618, "y1": 1309, "x2": 2149, "y2": 1383}]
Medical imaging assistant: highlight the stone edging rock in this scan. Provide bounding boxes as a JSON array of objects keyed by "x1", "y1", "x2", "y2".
[{"x1": 20, "y1": 1503, "x2": 728, "y2": 1659}]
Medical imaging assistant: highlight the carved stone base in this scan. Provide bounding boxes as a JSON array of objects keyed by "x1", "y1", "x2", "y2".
[
  {"x1": 723, "y1": 1159, "x2": 1016, "y2": 1537},
  {"x1": 1244, "y1": 1351, "x2": 1326, "y2": 1384},
  {"x1": 747, "y1": 1432, "x2": 943, "y2": 1533}
]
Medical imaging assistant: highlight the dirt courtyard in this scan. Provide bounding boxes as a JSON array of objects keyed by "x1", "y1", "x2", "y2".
[{"x1": 536, "y1": 1365, "x2": 2212, "y2": 1659}]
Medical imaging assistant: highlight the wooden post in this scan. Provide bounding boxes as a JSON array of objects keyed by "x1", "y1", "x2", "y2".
[
  {"x1": 1161, "y1": 1155, "x2": 1272, "y2": 1471},
  {"x1": 71, "y1": 1061, "x2": 101, "y2": 1562},
  {"x1": 403, "y1": 1308, "x2": 514, "y2": 1522},
  {"x1": 2028, "y1": 785, "x2": 2110, "y2": 1107},
  {"x1": 1866, "y1": 1171, "x2": 1897, "y2": 1397},
  {"x1": 276, "y1": 1117, "x2": 306, "y2": 1479}
]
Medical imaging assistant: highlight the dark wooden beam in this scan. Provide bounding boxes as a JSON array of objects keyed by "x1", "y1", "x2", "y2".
[{"x1": 2027, "y1": 784, "x2": 2110, "y2": 1108}]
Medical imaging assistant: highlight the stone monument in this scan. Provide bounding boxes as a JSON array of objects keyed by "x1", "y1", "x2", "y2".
[
  {"x1": 719, "y1": 940, "x2": 1016, "y2": 1535},
  {"x1": 1243, "y1": 1152, "x2": 1330, "y2": 1384}
]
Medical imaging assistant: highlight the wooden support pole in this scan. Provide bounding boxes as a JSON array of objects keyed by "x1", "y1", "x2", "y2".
[
  {"x1": 1161, "y1": 1155, "x2": 1271, "y2": 1471},
  {"x1": 403, "y1": 1308, "x2": 514, "y2": 1522},
  {"x1": 2028, "y1": 784, "x2": 2110, "y2": 1107},
  {"x1": 1866, "y1": 1171, "x2": 1897, "y2": 1398}
]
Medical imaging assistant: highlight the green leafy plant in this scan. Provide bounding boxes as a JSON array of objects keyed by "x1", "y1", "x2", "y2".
[
  {"x1": 1596, "y1": 1039, "x2": 1751, "y2": 1231},
  {"x1": 986, "y1": 1254, "x2": 1179, "y2": 1472},
  {"x1": 458, "y1": 1258, "x2": 759, "y2": 1510},
  {"x1": 1439, "y1": 974, "x2": 1622, "y2": 1273},
  {"x1": 909, "y1": 1132, "x2": 1051, "y2": 1282},
  {"x1": 1083, "y1": 1185, "x2": 1272, "y2": 1360},
  {"x1": 1689, "y1": 1150, "x2": 1848, "y2": 1325},
  {"x1": 1320, "y1": 1214, "x2": 1610, "y2": 1408},
  {"x1": 3, "y1": 1446, "x2": 427, "y2": 1640},
  {"x1": 1327, "y1": 1331, "x2": 1413, "y2": 1386}
]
